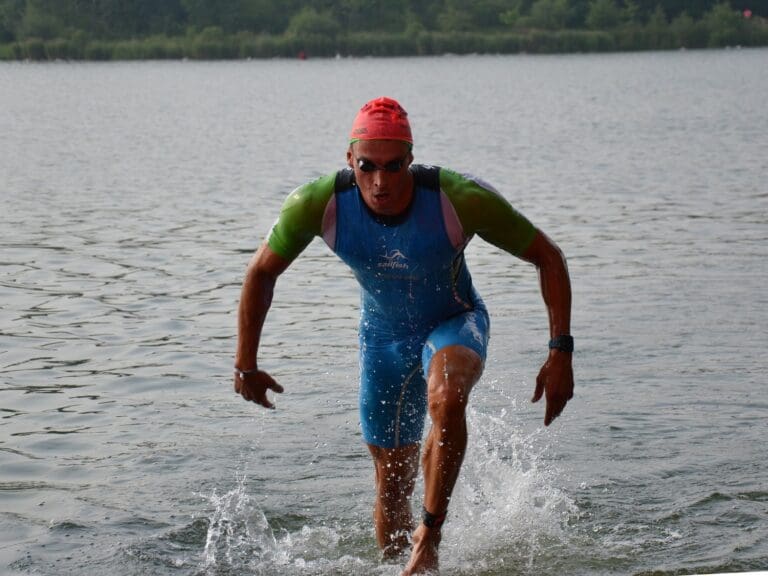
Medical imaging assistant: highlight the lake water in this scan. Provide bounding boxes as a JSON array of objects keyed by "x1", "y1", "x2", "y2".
[{"x1": 1, "y1": 49, "x2": 767, "y2": 576}]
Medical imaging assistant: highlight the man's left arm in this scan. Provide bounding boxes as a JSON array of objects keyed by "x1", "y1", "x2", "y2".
[
  {"x1": 437, "y1": 169, "x2": 573, "y2": 424},
  {"x1": 520, "y1": 229, "x2": 574, "y2": 426}
]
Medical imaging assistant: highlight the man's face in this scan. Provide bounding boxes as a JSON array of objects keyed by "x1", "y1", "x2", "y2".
[{"x1": 347, "y1": 139, "x2": 413, "y2": 216}]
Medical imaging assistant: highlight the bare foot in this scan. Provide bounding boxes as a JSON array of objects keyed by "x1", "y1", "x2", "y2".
[
  {"x1": 382, "y1": 530, "x2": 410, "y2": 562},
  {"x1": 401, "y1": 524, "x2": 441, "y2": 575}
]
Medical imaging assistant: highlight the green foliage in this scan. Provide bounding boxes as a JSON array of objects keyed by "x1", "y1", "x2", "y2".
[
  {"x1": 703, "y1": 1, "x2": 743, "y2": 46},
  {"x1": 468, "y1": 0, "x2": 519, "y2": 28},
  {"x1": 640, "y1": 5, "x2": 669, "y2": 47},
  {"x1": 585, "y1": 0, "x2": 622, "y2": 30},
  {"x1": 436, "y1": 6, "x2": 475, "y2": 32},
  {"x1": 285, "y1": 6, "x2": 340, "y2": 38},
  {"x1": 19, "y1": 0, "x2": 63, "y2": 40},
  {"x1": 500, "y1": 6, "x2": 522, "y2": 27},
  {"x1": 404, "y1": 9, "x2": 426, "y2": 36},
  {"x1": 669, "y1": 11, "x2": 707, "y2": 48},
  {"x1": 342, "y1": 32, "x2": 417, "y2": 56},
  {"x1": 0, "y1": 0, "x2": 25, "y2": 41},
  {"x1": 0, "y1": 41, "x2": 14, "y2": 56},
  {"x1": 622, "y1": 0, "x2": 640, "y2": 25},
  {"x1": 332, "y1": 0, "x2": 410, "y2": 33},
  {"x1": 647, "y1": 4, "x2": 667, "y2": 27},
  {"x1": 0, "y1": 0, "x2": 766, "y2": 59},
  {"x1": 528, "y1": 0, "x2": 570, "y2": 30}
]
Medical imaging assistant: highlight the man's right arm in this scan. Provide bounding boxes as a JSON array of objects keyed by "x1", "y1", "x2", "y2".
[
  {"x1": 233, "y1": 243, "x2": 292, "y2": 408},
  {"x1": 233, "y1": 173, "x2": 336, "y2": 407}
]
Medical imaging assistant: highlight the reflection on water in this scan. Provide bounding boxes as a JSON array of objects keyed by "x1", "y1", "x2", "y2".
[{"x1": 1, "y1": 49, "x2": 768, "y2": 575}]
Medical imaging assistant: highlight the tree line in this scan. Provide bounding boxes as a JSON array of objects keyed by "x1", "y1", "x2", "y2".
[{"x1": 1, "y1": 0, "x2": 765, "y2": 60}]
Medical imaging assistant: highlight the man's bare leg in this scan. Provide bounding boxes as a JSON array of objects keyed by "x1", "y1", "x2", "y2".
[
  {"x1": 402, "y1": 345, "x2": 483, "y2": 576},
  {"x1": 368, "y1": 442, "x2": 420, "y2": 557}
]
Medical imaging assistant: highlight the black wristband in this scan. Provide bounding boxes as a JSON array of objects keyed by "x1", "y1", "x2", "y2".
[
  {"x1": 234, "y1": 367, "x2": 258, "y2": 379},
  {"x1": 422, "y1": 507, "x2": 447, "y2": 529},
  {"x1": 548, "y1": 335, "x2": 574, "y2": 353}
]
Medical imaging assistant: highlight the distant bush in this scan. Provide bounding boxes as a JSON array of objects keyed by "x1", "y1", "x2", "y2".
[
  {"x1": 669, "y1": 13, "x2": 708, "y2": 49},
  {"x1": 19, "y1": 37, "x2": 45, "y2": 59},
  {"x1": 743, "y1": 19, "x2": 768, "y2": 46},
  {"x1": 0, "y1": 42, "x2": 16, "y2": 59},
  {"x1": 42, "y1": 37, "x2": 80, "y2": 59},
  {"x1": 586, "y1": 0, "x2": 623, "y2": 30},
  {"x1": 111, "y1": 37, "x2": 185, "y2": 60},
  {"x1": 83, "y1": 41, "x2": 112, "y2": 60},
  {"x1": 704, "y1": 2, "x2": 744, "y2": 47},
  {"x1": 285, "y1": 7, "x2": 340, "y2": 40},
  {"x1": 1, "y1": 17, "x2": 767, "y2": 62},
  {"x1": 342, "y1": 33, "x2": 418, "y2": 57}
]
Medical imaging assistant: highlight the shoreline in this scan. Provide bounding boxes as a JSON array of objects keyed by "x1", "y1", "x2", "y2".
[{"x1": 2, "y1": 26, "x2": 767, "y2": 62}]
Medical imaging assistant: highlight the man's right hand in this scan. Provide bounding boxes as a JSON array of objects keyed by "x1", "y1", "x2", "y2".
[{"x1": 234, "y1": 370, "x2": 284, "y2": 409}]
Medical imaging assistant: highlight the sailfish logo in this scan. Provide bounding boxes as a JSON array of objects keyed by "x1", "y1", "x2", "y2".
[{"x1": 378, "y1": 249, "x2": 409, "y2": 270}]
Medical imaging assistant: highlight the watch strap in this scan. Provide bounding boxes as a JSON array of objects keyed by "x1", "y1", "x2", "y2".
[{"x1": 548, "y1": 335, "x2": 574, "y2": 353}]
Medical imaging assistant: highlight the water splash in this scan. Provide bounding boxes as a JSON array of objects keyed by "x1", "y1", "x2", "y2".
[
  {"x1": 439, "y1": 405, "x2": 579, "y2": 574},
  {"x1": 198, "y1": 405, "x2": 577, "y2": 575},
  {"x1": 200, "y1": 474, "x2": 287, "y2": 572},
  {"x1": 198, "y1": 475, "x2": 391, "y2": 576}
]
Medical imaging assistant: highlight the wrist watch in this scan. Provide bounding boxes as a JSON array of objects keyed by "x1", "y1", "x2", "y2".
[
  {"x1": 548, "y1": 335, "x2": 574, "y2": 353},
  {"x1": 234, "y1": 367, "x2": 258, "y2": 379}
]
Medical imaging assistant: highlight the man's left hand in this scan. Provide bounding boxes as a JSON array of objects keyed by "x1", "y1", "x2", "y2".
[{"x1": 531, "y1": 351, "x2": 574, "y2": 426}]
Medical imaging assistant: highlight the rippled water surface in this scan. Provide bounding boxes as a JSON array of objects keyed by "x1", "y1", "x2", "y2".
[{"x1": 1, "y1": 50, "x2": 767, "y2": 575}]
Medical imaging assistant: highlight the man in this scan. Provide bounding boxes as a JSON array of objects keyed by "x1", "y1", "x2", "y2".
[{"x1": 234, "y1": 97, "x2": 573, "y2": 575}]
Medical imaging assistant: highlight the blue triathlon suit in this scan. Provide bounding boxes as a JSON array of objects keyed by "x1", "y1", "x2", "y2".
[
  {"x1": 266, "y1": 165, "x2": 535, "y2": 448},
  {"x1": 332, "y1": 168, "x2": 489, "y2": 448}
]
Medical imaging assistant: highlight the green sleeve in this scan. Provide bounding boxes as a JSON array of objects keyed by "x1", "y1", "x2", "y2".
[
  {"x1": 439, "y1": 168, "x2": 537, "y2": 257},
  {"x1": 266, "y1": 173, "x2": 336, "y2": 261}
]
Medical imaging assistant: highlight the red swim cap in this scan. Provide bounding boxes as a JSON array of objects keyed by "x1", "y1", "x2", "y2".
[{"x1": 350, "y1": 97, "x2": 413, "y2": 145}]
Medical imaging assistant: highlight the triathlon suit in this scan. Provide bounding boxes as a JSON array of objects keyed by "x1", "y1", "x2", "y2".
[{"x1": 267, "y1": 165, "x2": 536, "y2": 448}]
